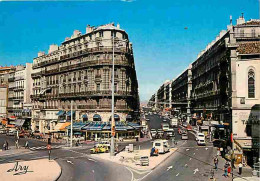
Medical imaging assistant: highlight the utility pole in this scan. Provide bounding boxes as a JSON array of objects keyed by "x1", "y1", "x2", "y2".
[
  {"x1": 70, "y1": 101, "x2": 73, "y2": 148},
  {"x1": 110, "y1": 35, "x2": 115, "y2": 156}
]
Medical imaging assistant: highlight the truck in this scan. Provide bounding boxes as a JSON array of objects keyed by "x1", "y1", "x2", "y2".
[{"x1": 170, "y1": 117, "x2": 178, "y2": 127}]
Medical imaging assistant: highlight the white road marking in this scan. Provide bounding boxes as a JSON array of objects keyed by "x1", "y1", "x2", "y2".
[
  {"x1": 193, "y1": 168, "x2": 199, "y2": 174},
  {"x1": 167, "y1": 166, "x2": 172, "y2": 171},
  {"x1": 125, "y1": 166, "x2": 134, "y2": 181},
  {"x1": 66, "y1": 160, "x2": 73, "y2": 164},
  {"x1": 88, "y1": 158, "x2": 97, "y2": 162},
  {"x1": 176, "y1": 173, "x2": 179, "y2": 177},
  {"x1": 205, "y1": 147, "x2": 209, "y2": 150}
]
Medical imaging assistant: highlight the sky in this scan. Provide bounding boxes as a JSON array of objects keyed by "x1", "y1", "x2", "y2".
[{"x1": 0, "y1": 0, "x2": 259, "y2": 101}]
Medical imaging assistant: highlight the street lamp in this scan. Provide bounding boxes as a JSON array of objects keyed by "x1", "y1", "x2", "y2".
[{"x1": 110, "y1": 35, "x2": 128, "y2": 156}]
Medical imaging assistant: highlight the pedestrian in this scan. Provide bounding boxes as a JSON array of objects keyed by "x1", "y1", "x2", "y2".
[
  {"x1": 223, "y1": 165, "x2": 228, "y2": 177},
  {"x1": 5, "y1": 141, "x2": 8, "y2": 150},
  {"x1": 214, "y1": 156, "x2": 219, "y2": 170},
  {"x1": 15, "y1": 140, "x2": 19, "y2": 149},
  {"x1": 217, "y1": 148, "x2": 220, "y2": 156},
  {"x1": 227, "y1": 164, "x2": 231, "y2": 177},
  {"x1": 25, "y1": 141, "x2": 29, "y2": 149},
  {"x1": 238, "y1": 162, "x2": 243, "y2": 175}
]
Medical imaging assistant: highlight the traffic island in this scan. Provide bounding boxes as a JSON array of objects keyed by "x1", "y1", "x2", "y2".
[
  {"x1": 0, "y1": 159, "x2": 61, "y2": 181},
  {"x1": 90, "y1": 148, "x2": 178, "y2": 171}
]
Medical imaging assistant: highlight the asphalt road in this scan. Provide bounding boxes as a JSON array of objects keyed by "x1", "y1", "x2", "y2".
[{"x1": 141, "y1": 114, "x2": 227, "y2": 181}]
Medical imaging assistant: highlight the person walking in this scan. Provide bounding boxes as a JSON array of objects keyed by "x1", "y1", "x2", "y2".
[
  {"x1": 25, "y1": 141, "x2": 29, "y2": 149},
  {"x1": 5, "y1": 141, "x2": 8, "y2": 150},
  {"x1": 223, "y1": 165, "x2": 228, "y2": 177},
  {"x1": 15, "y1": 140, "x2": 19, "y2": 149},
  {"x1": 238, "y1": 162, "x2": 243, "y2": 175},
  {"x1": 214, "y1": 156, "x2": 219, "y2": 170}
]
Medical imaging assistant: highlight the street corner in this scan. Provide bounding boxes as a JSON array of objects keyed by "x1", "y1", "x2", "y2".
[{"x1": 0, "y1": 158, "x2": 61, "y2": 181}]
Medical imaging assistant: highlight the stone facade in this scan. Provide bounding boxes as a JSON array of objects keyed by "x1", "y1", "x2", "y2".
[{"x1": 31, "y1": 23, "x2": 139, "y2": 133}]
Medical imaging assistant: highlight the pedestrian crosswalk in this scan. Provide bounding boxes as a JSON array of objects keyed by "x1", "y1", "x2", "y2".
[{"x1": 29, "y1": 145, "x2": 63, "y2": 151}]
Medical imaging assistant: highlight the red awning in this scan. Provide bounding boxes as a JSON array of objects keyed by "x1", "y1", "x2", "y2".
[{"x1": 9, "y1": 116, "x2": 16, "y2": 120}]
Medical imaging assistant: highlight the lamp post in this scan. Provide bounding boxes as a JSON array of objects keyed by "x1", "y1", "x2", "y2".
[
  {"x1": 110, "y1": 35, "x2": 128, "y2": 156},
  {"x1": 70, "y1": 101, "x2": 73, "y2": 148},
  {"x1": 110, "y1": 36, "x2": 115, "y2": 156}
]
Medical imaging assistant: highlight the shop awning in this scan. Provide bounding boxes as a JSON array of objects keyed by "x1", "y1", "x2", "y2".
[
  {"x1": 66, "y1": 111, "x2": 75, "y2": 116},
  {"x1": 67, "y1": 122, "x2": 87, "y2": 131},
  {"x1": 234, "y1": 139, "x2": 252, "y2": 149},
  {"x1": 1, "y1": 119, "x2": 7, "y2": 125},
  {"x1": 15, "y1": 119, "x2": 25, "y2": 127},
  {"x1": 59, "y1": 122, "x2": 71, "y2": 131},
  {"x1": 9, "y1": 116, "x2": 16, "y2": 120},
  {"x1": 93, "y1": 114, "x2": 101, "y2": 119},
  {"x1": 7, "y1": 124, "x2": 15, "y2": 128},
  {"x1": 56, "y1": 110, "x2": 65, "y2": 116}
]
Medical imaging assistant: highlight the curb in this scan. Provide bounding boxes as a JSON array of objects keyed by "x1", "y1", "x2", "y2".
[
  {"x1": 151, "y1": 148, "x2": 178, "y2": 170},
  {"x1": 54, "y1": 160, "x2": 62, "y2": 181}
]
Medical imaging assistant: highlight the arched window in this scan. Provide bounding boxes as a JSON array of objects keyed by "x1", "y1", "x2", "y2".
[{"x1": 248, "y1": 69, "x2": 255, "y2": 98}]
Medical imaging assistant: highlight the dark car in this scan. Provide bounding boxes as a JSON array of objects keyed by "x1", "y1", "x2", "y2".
[{"x1": 213, "y1": 139, "x2": 226, "y2": 148}]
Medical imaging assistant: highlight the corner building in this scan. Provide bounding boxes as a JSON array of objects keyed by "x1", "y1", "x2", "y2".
[{"x1": 31, "y1": 23, "x2": 139, "y2": 134}]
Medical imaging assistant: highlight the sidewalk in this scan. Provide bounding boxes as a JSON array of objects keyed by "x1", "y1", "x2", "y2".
[
  {"x1": 0, "y1": 158, "x2": 61, "y2": 181},
  {"x1": 90, "y1": 147, "x2": 178, "y2": 171},
  {"x1": 211, "y1": 147, "x2": 255, "y2": 181},
  {"x1": 0, "y1": 146, "x2": 32, "y2": 157}
]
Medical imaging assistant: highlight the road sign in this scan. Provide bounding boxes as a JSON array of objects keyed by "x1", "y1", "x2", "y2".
[{"x1": 47, "y1": 144, "x2": 51, "y2": 150}]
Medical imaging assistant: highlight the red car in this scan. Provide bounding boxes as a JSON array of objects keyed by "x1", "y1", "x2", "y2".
[{"x1": 187, "y1": 125, "x2": 192, "y2": 131}]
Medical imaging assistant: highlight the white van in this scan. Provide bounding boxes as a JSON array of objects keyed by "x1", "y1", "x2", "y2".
[{"x1": 153, "y1": 140, "x2": 170, "y2": 154}]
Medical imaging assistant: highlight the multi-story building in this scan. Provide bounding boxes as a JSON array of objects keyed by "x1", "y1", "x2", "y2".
[
  {"x1": 149, "y1": 16, "x2": 260, "y2": 165},
  {"x1": 170, "y1": 65, "x2": 192, "y2": 122},
  {"x1": 0, "y1": 66, "x2": 14, "y2": 119},
  {"x1": 6, "y1": 64, "x2": 33, "y2": 129},
  {"x1": 31, "y1": 23, "x2": 139, "y2": 138}
]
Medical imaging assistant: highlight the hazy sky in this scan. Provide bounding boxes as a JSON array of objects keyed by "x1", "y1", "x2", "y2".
[{"x1": 0, "y1": 0, "x2": 259, "y2": 101}]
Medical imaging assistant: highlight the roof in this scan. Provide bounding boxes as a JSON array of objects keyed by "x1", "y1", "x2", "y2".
[
  {"x1": 237, "y1": 41, "x2": 260, "y2": 54},
  {"x1": 240, "y1": 20, "x2": 260, "y2": 26}
]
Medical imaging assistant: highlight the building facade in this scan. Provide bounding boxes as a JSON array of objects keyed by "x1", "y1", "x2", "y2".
[
  {"x1": 149, "y1": 16, "x2": 260, "y2": 165},
  {"x1": 31, "y1": 23, "x2": 139, "y2": 136}
]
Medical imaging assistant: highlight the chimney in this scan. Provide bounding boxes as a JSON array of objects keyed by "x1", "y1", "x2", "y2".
[
  {"x1": 86, "y1": 25, "x2": 93, "y2": 34},
  {"x1": 236, "y1": 13, "x2": 245, "y2": 25},
  {"x1": 71, "y1": 30, "x2": 81, "y2": 38},
  {"x1": 48, "y1": 44, "x2": 58, "y2": 54},
  {"x1": 117, "y1": 23, "x2": 120, "y2": 29},
  {"x1": 38, "y1": 51, "x2": 45, "y2": 57}
]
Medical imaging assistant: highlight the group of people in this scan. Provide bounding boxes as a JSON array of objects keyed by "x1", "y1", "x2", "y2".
[
  {"x1": 213, "y1": 155, "x2": 244, "y2": 179},
  {"x1": 2, "y1": 140, "x2": 29, "y2": 150}
]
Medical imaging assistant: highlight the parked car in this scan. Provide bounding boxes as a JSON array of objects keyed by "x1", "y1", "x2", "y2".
[
  {"x1": 157, "y1": 129, "x2": 164, "y2": 138},
  {"x1": 161, "y1": 123, "x2": 169, "y2": 131},
  {"x1": 196, "y1": 133, "x2": 205, "y2": 141},
  {"x1": 150, "y1": 129, "x2": 157, "y2": 138},
  {"x1": 90, "y1": 145, "x2": 109, "y2": 154},
  {"x1": 0, "y1": 129, "x2": 6, "y2": 134},
  {"x1": 181, "y1": 133, "x2": 188, "y2": 140},
  {"x1": 6, "y1": 130, "x2": 16, "y2": 136},
  {"x1": 153, "y1": 140, "x2": 170, "y2": 154}
]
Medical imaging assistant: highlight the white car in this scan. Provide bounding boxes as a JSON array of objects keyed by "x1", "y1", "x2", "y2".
[
  {"x1": 196, "y1": 133, "x2": 205, "y2": 141},
  {"x1": 196, "y1": 133, "x2": 206, "y2": 145},
  {"x1": 181, "y1": 133, "x2": 188, "y2": 140},
  {"x1": 150, "y1": 129, "x2": 157, "y2": 138}
]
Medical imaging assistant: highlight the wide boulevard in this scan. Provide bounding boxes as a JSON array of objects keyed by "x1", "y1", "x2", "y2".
[{"x1": 0, "y1": 114, "x2": 223, "y2": 181}]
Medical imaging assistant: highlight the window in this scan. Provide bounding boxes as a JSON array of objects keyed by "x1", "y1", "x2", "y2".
[
  {"x1": 248, "y1": 69, "x2": 255, "y2": 98},
  {"x1": 99, "y1": 31, "x2": 103, "y2": 37},
  {"x1": 252, "y1": 29, "x2": 256, "y2": 37},
  {"x1": 111, "y1": 31, "x2": 116, "y2": 38},
  {"x1": 240, "y1": 29, "x2": 244, "y2": 37},
  {"x1": 96, "y1": 83, "x2": 100, "y2": 92}
]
